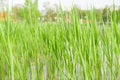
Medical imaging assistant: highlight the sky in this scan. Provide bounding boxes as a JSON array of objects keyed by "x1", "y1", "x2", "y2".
[{"x1": 3, "y1": 0, "x2": 120, "y2": 11}]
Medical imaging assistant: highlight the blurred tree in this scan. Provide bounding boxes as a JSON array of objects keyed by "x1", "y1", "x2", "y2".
[
  {"x1": 23, "y1": 0, "x2": 41, "y2": 23},
  {"x1": 102, "y1": 7, "x2": 111, "y2": 24},
  {"x1": 42, "y1": 2, "x2": 58, "y2": 22},
  {"x1": 44, "y1": 8, "x2": 57, "y2": 22},
  {"x1": 12, "y1": 5, "x2": 22, "y2": 20},
  {"x1": 12, "y1": 0, "x2": 41, "y2": 23}
]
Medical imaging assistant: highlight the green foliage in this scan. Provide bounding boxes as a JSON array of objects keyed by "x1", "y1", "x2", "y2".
[
  {"x1": 1, "y1": 3, "x2": 120, "y2": 80},
  {"x1": 102, "y1": 7, "x2": 111, "y2": 23},
  {"x1": 12, "y1": 0, "x2": 41, "y2": 23},
  {"x1": 43, "y1": 9, "x2": 57, "y2": 22},
  {"x1": 113, "y1": 9, "x2": 120, "y2": 24},
  {"x1": 0, "y1": 14, "x2": 120, "y2": 79},
  {"x1": 95, "y1": 10, "x2": 102, "y2": 22}
]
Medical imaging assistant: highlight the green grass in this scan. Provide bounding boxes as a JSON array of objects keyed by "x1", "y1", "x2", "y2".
[{"x1": 0, "y1": 10, "x2": 120, "y2": 80}]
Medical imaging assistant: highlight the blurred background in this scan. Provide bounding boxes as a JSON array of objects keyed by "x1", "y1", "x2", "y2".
[{"x1": 0, "y1": 0, "x2": 120, "y2": 23}]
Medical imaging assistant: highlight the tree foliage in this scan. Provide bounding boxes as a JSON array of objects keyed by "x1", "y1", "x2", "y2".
[{"x1": 12, "y1": 0, "x2": 41, "y2": 23}]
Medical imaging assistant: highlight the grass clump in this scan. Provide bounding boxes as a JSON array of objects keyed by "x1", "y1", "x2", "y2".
[{"x1": 0, "y1": 4, "x2": 120, "y2": 80}]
